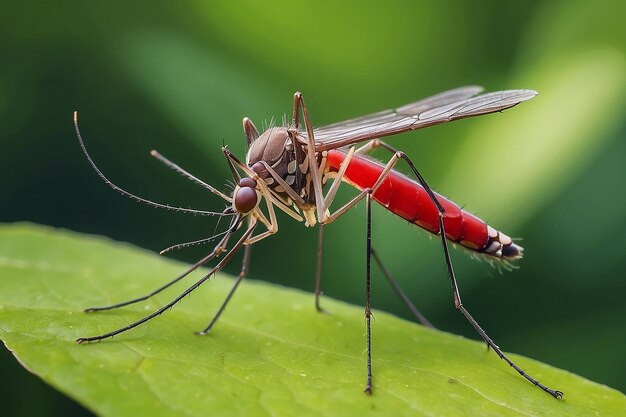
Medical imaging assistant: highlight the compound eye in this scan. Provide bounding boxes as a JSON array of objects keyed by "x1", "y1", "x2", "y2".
[
  {"x1": 239, "y1": 177, "x2": 257, "y2": 188},
  {"x1": 234, "y1": 185, "x2": 258, "y2": 214}
]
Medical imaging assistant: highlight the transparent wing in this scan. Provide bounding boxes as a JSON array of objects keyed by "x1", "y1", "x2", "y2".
[{"x1": 307, "y1": 87, "x2": 537, "y2": 151}]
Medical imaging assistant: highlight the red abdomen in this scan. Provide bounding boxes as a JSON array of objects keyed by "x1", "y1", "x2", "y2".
[{"x1": 325, "y1": 149, "x2": 522, "y2": 259}]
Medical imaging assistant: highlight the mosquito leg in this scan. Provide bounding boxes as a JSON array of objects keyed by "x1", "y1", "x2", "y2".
[
  {"x1": 76, "y1": 220, "x2": 256, "y2": 343},
  {"x1": 437, "y1": 216, "x2": 563, "y2": 398},
  {"x1": 86, "y1": 249, "x2": 222, "y2": 312},
  {"x1": 197, "y1": 242, "x2": 252, "y2": 335},
  {"x1": 364, "y1": 189, "x2": 373, "y2": 394},
  {"x1": 322, "y1": 146, "x2": 356, "y2": 210},
  {"x1": 367, "y1": 140, "x2": 563, "y2": 398},
  {"x1": 355, "y1": 139, "x2": 382, "y2": 155},
  {"x1": 294, "y1": 92, "x2": 326, "y2": 220},
  {"x1": 240, "y1": 241, "x2": 252, "y2": 279},
  {"x1": 314, "y1": 224, "x2": 325, "y2": 312},
  {"x1": 321, "y1": 149, "x2": 400, "y2": 225},
  {"x1": 355, "y1": 140, "x2": 491, "y2": 348},
  {"x1": 84, "y1": 215, "x2": 237, "y2": 312},
  {"x1": 370, "y1": 248, "x2": 434, "y2": 328}
]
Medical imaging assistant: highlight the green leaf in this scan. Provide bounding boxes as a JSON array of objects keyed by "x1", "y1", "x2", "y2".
[{"x1": 0, "y1": 223, "x2": 623, "y2": 417}]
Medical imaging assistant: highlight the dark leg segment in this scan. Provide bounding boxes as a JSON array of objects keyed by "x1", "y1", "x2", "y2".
[
  {"x1": 364, "y1": 189, "x2": 373, "y2": 394},
  {"x1": 85, "y1": 251, "x2": 222, "y2": 312},
  {"x1": 76, "y1": 220, "x2": 255, "y2": 343},
  {"x1": 197, "y1": 243, "x2": 252, "y2": 335},
  {"x1": 315, "y1": 224, "x2": 325, "y2": 312},
  {"x1": 85, "y1": 215, "x2": 239, "y2": 312},
  {"x1": 370, "y1": 248, "x2": 434, "y2": 328},
  {"x1": 436, "y1": 217, "x2": 563, "y2": 398},
  {"x1": 356, "y1": 139, "x2": 563, "y2": 398}
]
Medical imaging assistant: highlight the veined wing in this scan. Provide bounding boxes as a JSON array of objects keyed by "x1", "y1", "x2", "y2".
[{"x1": 307, "y1": 87, "x2": 537, "y2": 151}]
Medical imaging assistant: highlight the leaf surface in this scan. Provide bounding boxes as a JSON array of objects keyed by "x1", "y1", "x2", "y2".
[{"x1": 0, "y1": 223, "x2": 623, "y2": 417}]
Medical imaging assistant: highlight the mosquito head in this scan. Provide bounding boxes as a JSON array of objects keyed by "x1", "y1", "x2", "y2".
[{"x1": 233, "y1": 177, "x2": 260, "y2": 215}]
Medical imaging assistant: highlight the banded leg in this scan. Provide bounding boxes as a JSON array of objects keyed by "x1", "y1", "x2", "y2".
[{"x1": 368, "y1": 139, "x2": 563, "y2": 399}]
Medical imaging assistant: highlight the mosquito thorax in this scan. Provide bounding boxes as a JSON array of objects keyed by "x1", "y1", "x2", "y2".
[
  {"x1": 233, "y1": 177, "x2": 259, "y2": 214},
  {"x1": 247, "y1": 127, "x2": 291, "y2": 166},
  {"x1": 246, "y1": 126, "x2": 308, "y2": 201}
]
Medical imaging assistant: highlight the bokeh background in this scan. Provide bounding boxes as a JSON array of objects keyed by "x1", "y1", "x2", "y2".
[{"x1": 1, "y1": 1, "x2": 625, "y2": 415}]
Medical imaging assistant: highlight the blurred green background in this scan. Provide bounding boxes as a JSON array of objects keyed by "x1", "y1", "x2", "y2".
[{"x1": 1, "y1": 1, "x2": 625, "y2": 415}]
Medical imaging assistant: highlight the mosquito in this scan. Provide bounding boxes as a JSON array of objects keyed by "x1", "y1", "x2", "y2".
[{"x1": 73, "y1": 86, "x2": 563, "y2": 398}]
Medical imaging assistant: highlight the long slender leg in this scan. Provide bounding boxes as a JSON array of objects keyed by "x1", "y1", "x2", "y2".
[
  {"x1": 437, "y1": 216, "x2": 563, "y2": 398},
  {"x1": 293, "y1": 92, "x2": 326, "y2": 220},
  {"x1": 86, "y1": 249, "x2": 223, "y2": 312},
  {"x1": 364, "y1": 190, "x2": 373, "y2": 394},
  {"x1": 364, "y1": 140, "x2": 563, "y2": 398},
  {"x1": 322, "y1": 150, "x2": 404, "y2": 224},
  {"x1": 197, "y1": 242, "x2": 252, "y2": 335},
  {"x1": 323, "y1": 146, "x2": 356, "y2": 209},
  {"x1": 85, "y1": 215, "x2": 238, "y2": 312},
  {"x1": 321, "y1": 145, "x2": 434, "y2": 326},
  {"x1": 314, "y1": 224, "x2": 324, "y2": 312},
  {"x1": 76, "y1": 219, "x2": 256, "y2": 343},
  {"x1": 370, "y1": 248, "x2": 434, "y2": 328}
]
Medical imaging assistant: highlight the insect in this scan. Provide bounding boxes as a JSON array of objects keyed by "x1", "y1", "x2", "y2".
[{"x1": 73, "y1": 86, "x2": 563, "y2": 398}]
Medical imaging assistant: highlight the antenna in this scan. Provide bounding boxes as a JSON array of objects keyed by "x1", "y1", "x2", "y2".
[{"x1": 73, "y1": 111, "x2": 229, "y2": 217}]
